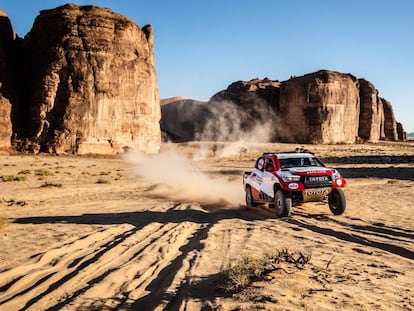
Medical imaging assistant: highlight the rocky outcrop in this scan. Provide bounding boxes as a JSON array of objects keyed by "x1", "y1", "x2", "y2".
[
  {"x1": 277, "y1": 71, "x2": 360, "y2": 144},
  {"x1": 1, "y1": 4, "x2": 161, "y2": 154},
  {"x1": 163, "y1": 70, "x2": 406, "y2": 144},
  {"x1": 381, "y1": 98, "x2": 398, "y2": 141},
  {"x1": 211, "y1": 78, "x2": 281, "y2": 110},
  {"x1": 0, "y1": 10, "x2": 14, "y2": 148},
  {"x1": 358, "y1": 79, "x2": 382, "y2": 142},
  {"x1": 160, "y1": 98, "x2": 210, "y2": 142},
  {"x1": 208, "y1": 78, "x2": 281, "y2": 141},
  {"x1": 396, "y1": 122, "x2": 406, "y2": 141}
]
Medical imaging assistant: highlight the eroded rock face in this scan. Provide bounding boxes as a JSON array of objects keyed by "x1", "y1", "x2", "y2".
[
  {"x1": 160, "y1": 98, "x2": 210, "y2": 142},
  {"x1": 209, "y1": 78, "x2": 281, "y2": 141},
  {"x1": 358, "y1": 79, "x2": 382, "y2": 142},
  {"x1": 396, "y1": 122, "x2": 406, "y2": 141},
  {"x1": 167, "y1": 71, "x2": 404, "y2": 145},
  {"x1": 0, "y1": 10, "x2": 14, "y2": 148},
  {"x1": 19, "y1": 4, "x2": 160, "y2": 154},
  {"x1": 211, "y1": 78, "x2": 281, "y2": 109},
  {"x1": 278, "y1": 70, "x2": 360, "y2": 143},
  {"x1": 382, "y1": 98, "x2": 398, "y2": 141}
]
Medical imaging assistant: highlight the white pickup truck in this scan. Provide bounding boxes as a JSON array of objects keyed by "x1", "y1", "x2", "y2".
[{"x1": 243, "y1": 151, "x2": 347, "y2": 217}]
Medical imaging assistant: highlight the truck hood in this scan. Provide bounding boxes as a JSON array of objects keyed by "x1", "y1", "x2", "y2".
[{"x1": 284, "y1": 167, "x2": 334, "y2": 176}]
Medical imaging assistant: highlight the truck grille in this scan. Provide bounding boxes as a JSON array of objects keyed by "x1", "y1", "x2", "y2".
[{"x1": 303, "y1": 175, "x2": 333, "y2": 188}]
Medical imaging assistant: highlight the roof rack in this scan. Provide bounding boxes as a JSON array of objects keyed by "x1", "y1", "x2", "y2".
[{"x1": 262, "y1": 148, "x2": 315, "y2": 156}]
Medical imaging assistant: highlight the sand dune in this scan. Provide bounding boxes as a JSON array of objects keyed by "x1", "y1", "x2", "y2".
[{"x1": 0, "y1": 142, "x2": 413, "y2": 310}]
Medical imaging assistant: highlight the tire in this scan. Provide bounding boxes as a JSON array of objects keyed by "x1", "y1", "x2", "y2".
[
  {"x1": 328, "y1": 188, "x2": 346, "y2": 215},
  {"x1": 274, "y1": 190, "x2": 292, "y2": 217},
  {"x1": 245, "y1": 186, "x2": 257, "y2": 207}
]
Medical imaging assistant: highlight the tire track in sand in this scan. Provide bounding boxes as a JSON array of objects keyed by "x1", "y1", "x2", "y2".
[{"x1": 0, "y1": 202, "x2": 209, "y2": 310}]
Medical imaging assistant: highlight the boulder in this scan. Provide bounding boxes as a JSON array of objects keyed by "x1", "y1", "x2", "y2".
[
  {"x1": 18, "y1": 4, "x2": 160, "y2": 154},
  {"x1": 358, "y1": 79, "x2": 382, "y2": 142},
  {"x1": 278, "y1": 70, "x2": 360, "y2": 143}
]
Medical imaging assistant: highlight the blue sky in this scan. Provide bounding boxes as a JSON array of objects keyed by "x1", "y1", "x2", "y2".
[{"x1": 1, "y1": 0, "x2": 413, "y2": 132}]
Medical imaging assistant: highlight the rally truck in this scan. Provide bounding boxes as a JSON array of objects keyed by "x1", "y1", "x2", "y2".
[{"x1": 243, "y1": 151, "x2": 347, "y2": 217}]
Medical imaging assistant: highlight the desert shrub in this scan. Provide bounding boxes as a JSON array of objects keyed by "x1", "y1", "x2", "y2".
[
  {"x1": 221, "y1": 255, "x2": 268, "y2": 292},
  {"x1": 2, "y1": 199, "x2": 26, "y2": 206},
  {"x1": 1, "y1": 175, "x2": 27, "y2": 182},
  {"x1": 99, "y1": 171, "x2": 111, "y2": 176},
  {"x1": 219, "y1": 249, "x2": 311, "y2": 293},
  {"x1": 35, "y1": 169, "x2": 54, "y2": 176},
  {"x1": 40, "y1": 182, "x2": 63, "y2": 188},
  {"x1": 18, "y1": 169, "x2": 32, "y2": 175},
  {"x1": 96, "y1": 178, "x2": 111, "y2": 184}
]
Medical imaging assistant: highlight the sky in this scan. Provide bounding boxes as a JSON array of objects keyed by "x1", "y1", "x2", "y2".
[{"x1": 1, "y1": 0, "x2": 413, "y2": 132}]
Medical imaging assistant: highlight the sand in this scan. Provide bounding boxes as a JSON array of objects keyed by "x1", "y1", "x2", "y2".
[{"x1": 0, "y1": 142, "x2": 413, "y2": 310}]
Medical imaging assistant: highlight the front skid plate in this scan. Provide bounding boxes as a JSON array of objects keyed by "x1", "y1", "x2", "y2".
[{"x1": 302, "y1": 187, "x2": 332, "y2": 202}]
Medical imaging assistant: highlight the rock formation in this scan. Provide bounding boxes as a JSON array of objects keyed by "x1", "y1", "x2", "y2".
[
  {"x1": 162, "y1": 70, "x2": 406, "y2": 144},
  {"x1": 211, "y1": 78, "x2": 281, "y2": 110},
  {"x1": 358, "y1": 79, "x2": 382, "y2": 142},
  {"x1": 1, "y1": 4, "x2": 161, "y2": 154},
  {"x1": 396, "y1": 122, "x2": 406, "y2": 141},
  {"x1": 381, "y1": 98, "x2": 398, "y2": 141},
  {"x1": 0, "y1": 9, "x2": 14, "y2": 149},
  {"x1": 208, "y1": 78, "x2": 281, "y2": 141},
  {"x1": 160, "y1": 98, "x2": 210, "y2": 142},
  {"x1": 277, "y1": 70, "x2": 360, "y2": 144}
]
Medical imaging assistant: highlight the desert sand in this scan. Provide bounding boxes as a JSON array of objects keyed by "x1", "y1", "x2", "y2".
[{"x1": 0, "y1": 142, "x2": 413, "y2": 310}]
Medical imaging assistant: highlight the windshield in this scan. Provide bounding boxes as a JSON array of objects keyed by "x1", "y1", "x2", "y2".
[{"x1": 279, "y1": 157, "x2": 323, "y2": 169}]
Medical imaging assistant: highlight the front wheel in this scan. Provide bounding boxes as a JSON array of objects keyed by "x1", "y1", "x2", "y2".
[
  {"x1": 274, "y1": 190, "x2": 292, "y2": 217},
  {"x1": 328, "y1": 188, "x2": 346, "y2": 215}
]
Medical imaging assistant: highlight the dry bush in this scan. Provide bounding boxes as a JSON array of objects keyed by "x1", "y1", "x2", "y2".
[
  {"x1": 1, "y1": 175, "x2": 27, "y2": 182},
  {"x1": 219, "y1": 249, "x2": 311, "y2": 293},
  {"x1": 96, "y1": 178, "x2": 111, "y2": 184},
  {"x1": 35, "y1": 169, "x2": 54, "y2": 177},
  {"x1": 18, "y1": 169, "x2": 32, "y2": 175},
  {"x1": 40, "y1": 182, "x2": 63, "y2": 188}
]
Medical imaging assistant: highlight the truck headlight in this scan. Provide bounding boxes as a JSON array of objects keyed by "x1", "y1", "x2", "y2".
[{"x1": 281, "y1": 175, "x2": 301, "y2": 182}]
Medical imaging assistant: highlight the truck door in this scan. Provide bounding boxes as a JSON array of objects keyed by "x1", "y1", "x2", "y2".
[
  {"x1": 260, "y1": 157, "x2": 276, "y2": 198},
  {"x1": 249, "y1": 157, "x2": 264, "y2": 200}
]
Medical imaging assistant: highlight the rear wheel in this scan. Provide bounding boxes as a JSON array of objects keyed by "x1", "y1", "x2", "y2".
[
  {"x1": 328, "y1": 188, "x2": 346, "y2": 215},
  {"x1": 245, "y1": 186, "x2": 257, "y2": 207},
  {"x1": 274, "y1": 190, "x2": 292, "y2": 217}
]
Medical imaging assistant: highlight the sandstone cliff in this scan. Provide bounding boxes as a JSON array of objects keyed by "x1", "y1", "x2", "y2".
[
  {"x1": 277, "y1": 71, "x2": 360, "y2": 144},
  {"x1": 381, "y1": 98, "x2": 398, "y2": 141},
  {"x1": 396, "y1": 122, "x2": 406, "y2": 141},
  {"x1": 208, "y1": 78, "x2": 280, "y2": 141},
  {"x1": 162, "y1": 70, "x2": 406, "y2": 144},
  {"x1": 160, "y1": 98, "x2": 210, "y2": 142},
  {"x1": 2, "y1": 4, "x2": 161, "y2": 154},
  {"x1": 0, "y1": 10, "x2": 14, "y2": 148},
  {"x1": 358, "y1": 79, "x2": 383, "y2": 142}
]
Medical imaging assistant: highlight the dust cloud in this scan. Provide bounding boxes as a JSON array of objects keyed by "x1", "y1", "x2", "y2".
[
  {"x1": 194, "y1": 97, "x2": 278, "y2": 158},
  {"x1": 125, "y1": 148, "x2": 243, "y2": 207},
  {"x1": 126, "y1": 95, "x2": 278, "y2": 207}
]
